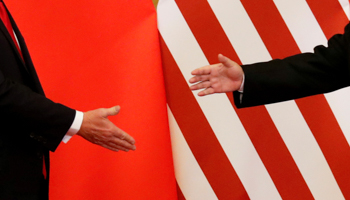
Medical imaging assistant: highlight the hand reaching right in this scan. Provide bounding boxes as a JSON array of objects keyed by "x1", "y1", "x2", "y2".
[{"x1": 77, "y1": 106, "x2": 136, "y2": 152}]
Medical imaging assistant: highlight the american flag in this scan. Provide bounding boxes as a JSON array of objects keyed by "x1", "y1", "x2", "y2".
[{"x1": 158, "y1": 0, "x2": 350, "y2": 199}]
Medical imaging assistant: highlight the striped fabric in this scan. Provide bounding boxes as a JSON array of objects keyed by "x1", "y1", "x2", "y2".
[{"x1": 158, "y1": 0, "x2": 350, "y2": 199}]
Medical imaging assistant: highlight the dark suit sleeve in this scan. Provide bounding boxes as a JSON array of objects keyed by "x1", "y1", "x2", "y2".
[
  {"x1": 0, "y1": 72, "x2": 76, "y2": 151},
  {"x1": 234, "y1": 22, "x2": 350, "y2": 108}
]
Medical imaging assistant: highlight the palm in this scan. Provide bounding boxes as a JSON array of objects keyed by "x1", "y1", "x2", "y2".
[
  {"x1": 189, "y1": 54, "x2": 243, "y2": 96},
  {"x1": 210, "y1": 63, "x2": 241, "y2": 93}
]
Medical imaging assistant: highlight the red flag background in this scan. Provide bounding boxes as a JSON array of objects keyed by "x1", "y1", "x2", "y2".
[
  {"x1": 159, "y1": 0, "x2": 350, "y2": 199},
  {"x1": 6, "y1": 0, "x2": 177, "y2": 199}
]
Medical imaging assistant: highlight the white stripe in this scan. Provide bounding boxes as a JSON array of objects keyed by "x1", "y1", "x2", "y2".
[
  {"x1": 207, "y1": 0, "x2": 271, "y2": 65},
  {"x1": 158, "y1": 1, "x2": 281, "y2": 199},
  {"x1": 325, "y1": 88, "x2": 350, "y2": 146},
  {"x1": 167, "y1": 106, "x2": 218, "y2": 200},
  {"x1": 331, "y1": 0, "x2": 350, "y2": 146},
  {"x1": 273, "y1": 0, "x2": 328, "y2": 51},
  {"x1": 338, "y1": 0, "x2": 350, "y2": 20},
  {"x1": 211, "y1": 0, "x2": 345, "y2": 199}
]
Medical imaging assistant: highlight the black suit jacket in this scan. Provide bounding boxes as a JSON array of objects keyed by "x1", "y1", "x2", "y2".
[
  {"x1": 234, "y1": 22, "x2": 350, "y2": 108},
  {"x1": 0, "y1": 2, "x2": 76, "y2": 199}
]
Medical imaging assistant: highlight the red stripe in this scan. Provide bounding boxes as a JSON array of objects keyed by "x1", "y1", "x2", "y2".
[
  {"x1": 160, "y1": 36, "x2": 250, "y2": 200},
  {"x1": 243, "y1": 0, "x2": 350, "y2": 198},
  {"x1": 175, "y1": 0, "x2": 314, "y2": 199},
  {"x1": 240, "y1": 0, "x2": 301, "y2": 59},
  {"x1": 306, "y1": 0, "x2": 348, "y2": 39}
]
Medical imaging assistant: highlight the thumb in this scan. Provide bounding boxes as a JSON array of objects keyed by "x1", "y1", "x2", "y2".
[
  {"x1": 218, "y1": 54, "x2": 233, "y2": 68},
  {"x1": 104, "y1": 105, "x2": 121, "y2": 117}
]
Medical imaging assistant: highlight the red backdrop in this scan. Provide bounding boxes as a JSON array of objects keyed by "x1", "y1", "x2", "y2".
[{"x1": 5, "y1": 0, "x2": 177, "y2": 199}]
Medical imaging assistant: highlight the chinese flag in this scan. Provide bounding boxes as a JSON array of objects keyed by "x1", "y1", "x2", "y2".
[{"x1": 6, "y1": 0, "x2": 177, "y2": 199}]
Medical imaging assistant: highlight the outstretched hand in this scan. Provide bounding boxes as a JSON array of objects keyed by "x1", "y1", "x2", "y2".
[
  {"x1": 77, "y1": 106, "x2": 136, "y2": 152},
  {"x1": 189, "y1": 54, "x2": 244, "y2": 96}
]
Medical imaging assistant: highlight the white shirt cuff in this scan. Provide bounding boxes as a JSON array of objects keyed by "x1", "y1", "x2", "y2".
[
  {"x1": 62, "y1": 111, "x2": 84, "y2": 143},
  {"x1": 238, "y1": 75, "x2": 245, "y2": 103},
  {"x1": 238, "y1": 74, "x2": 245, "y2": 93}
]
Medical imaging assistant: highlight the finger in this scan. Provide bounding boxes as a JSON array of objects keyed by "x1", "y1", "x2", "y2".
[
  {"x1": 189, "y1": 74, "x2": 211, "y2": 84},
  {"x1": 106, "y1": 142, "x2": 133, "y2": 152},
  {"x1": 218, "y1": 54, "x2": 234, "y2": 68},
  {"x1": 96, "y1": 135, "x2": 136, "y2": 152},
  {"x1": 95, "y1": 140, "x2": 120, "y2": 152},
  {"x1": 105, "y1": 120, "x2": 136, "y2": 145},
  {"x1": 117, "y1": 127, "x2": 136, "y2": 145},
  {"x1": 110, "y1": 137, "x2": 136, "y2": 151},
  {"x1": 198, "y1": 87, "x2": 215, "y2": 96},
  {"x1": 191, "y1": 66, "x2": 212, "y2": 76},
  {"x1": 190, "y1": 81, "x2": 211, "y2": 90},
  {"x1": 104, "y1": 105, "x2": 121, "y2": 117},
  {"x1": 100, "y1": 144, "x2": 120, "y2": 152},
  {"x1": 115, "y1": 129, "x2": 136, "y2": 145}
]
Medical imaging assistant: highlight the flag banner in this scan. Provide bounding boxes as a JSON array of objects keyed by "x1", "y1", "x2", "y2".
[
  {"x1": 7, "y1": 0, "x2": 177, "y2": 199},
  {"x1": 158, "y1": 0, "x2": 350, "y2": 199}
]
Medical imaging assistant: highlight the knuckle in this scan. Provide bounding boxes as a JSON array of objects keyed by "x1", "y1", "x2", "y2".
[
  {"x1": 101, "y1": 131, "x2": 111, "y2": 138},
  {"x1": 119, "y1": 133, "x2": 126, "y2": 140}
]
